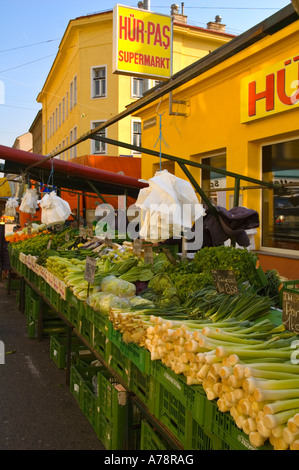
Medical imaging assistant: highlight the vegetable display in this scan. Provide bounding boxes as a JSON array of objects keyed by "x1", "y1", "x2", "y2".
[{"x1": 9, "y1": 222, "x2": 294, "y2": 451}]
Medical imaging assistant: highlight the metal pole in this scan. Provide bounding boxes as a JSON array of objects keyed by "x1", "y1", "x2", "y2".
[{"x1": 143, "y1": 0, "x2": 150, "y2": 10}]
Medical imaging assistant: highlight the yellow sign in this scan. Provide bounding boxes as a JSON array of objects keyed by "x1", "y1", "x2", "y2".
[
  {"x1": 113, "y1": 4, "x2": 173, "y2": 80},
  {"x1": 241, "y1": 55, "x2": 299, "y2": 123}
]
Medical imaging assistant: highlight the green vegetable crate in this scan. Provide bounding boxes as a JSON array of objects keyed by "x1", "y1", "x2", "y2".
[
  {"x1": 108, "y1": 327, "x2": 151, "y2": 374},
  {"x1": 150, "y1": 360, "x2": 207, "y2": 426},
  {"x1": 140, "y1": 420, "x2": 171, "y2": 450},
  {"x1": 203, "y1": 399, "x2": 273, "y2": 451},
  {"x1": 128, "y1": 361, "x2": 156, "y2": 414},
  {"x1": 50, "y1": 335, "x2": 92, "y2": 369},
  {"x1": 95, "y1": 368, "x2": 141, "y2": 450},
  {"x1": 106, "y1": 340, "x2": 131, "y2": 386}
]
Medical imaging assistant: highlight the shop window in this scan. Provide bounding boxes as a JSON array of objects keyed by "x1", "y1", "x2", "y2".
[
  {"x1": 91, "y1": 121, "x2": 106, "y2": 155},
  {"x1": 262, "y1": 139, "x2": 299, "y2": 252},
  {"x1": 91, "y1": 66, "x2": 106, "y2": 98},
  {"x1": 201, "y1": 153, "x2": 227, "y2": 207}
]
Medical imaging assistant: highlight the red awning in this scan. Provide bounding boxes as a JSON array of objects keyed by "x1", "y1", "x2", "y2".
[{"x1": 0, "y1": 145, "x2": 148, "y2": 198}]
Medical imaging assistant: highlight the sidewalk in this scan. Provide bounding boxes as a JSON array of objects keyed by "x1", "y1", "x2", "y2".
[{"x1": 0, "y1": 282, "x2": 105, "y2": 450}]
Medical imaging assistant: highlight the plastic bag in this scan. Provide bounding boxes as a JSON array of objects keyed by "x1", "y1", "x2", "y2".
[
  {"x1": 87, "y1": 292, "x2": 131, "y2": 316},
  {"x1": 38, "y1": 191, "x2": 71, "y2": 225},
  {"x1": 100, "y1": 275, "x2": 136, "y2": 298},
  {"x1": 136, "y1": 170, "x2": 205, "y2": 242},
  {"x1": 4, "y1": 197, "x2": 19, "y2": 217},
  {"x1": 19, "y1": 189, "x2": 39, "y2": 215}
]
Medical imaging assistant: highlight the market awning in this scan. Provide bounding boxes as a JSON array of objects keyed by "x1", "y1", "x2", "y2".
[{"x1": 0, "y1": 144, "x2": 148, "y2": 199}]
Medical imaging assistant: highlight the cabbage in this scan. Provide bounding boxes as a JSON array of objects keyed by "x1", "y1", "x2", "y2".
[
  {"x1": 100, "y1": 275, "x2": 136, "y2": 298},
  {"x1": 129, "y1": 296, "x2": 155, "y2": 308},
  {"x1": 88, "y1": 292, "x2": 131, "y2": 316}
]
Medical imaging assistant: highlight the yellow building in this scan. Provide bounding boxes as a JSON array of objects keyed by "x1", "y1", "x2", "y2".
[
  {"x1": 132, "y1": 5, "x2": 299, "y2": 278},
  {"x1": 36, "y1": 5, "x2": 233, "y2": 161}
]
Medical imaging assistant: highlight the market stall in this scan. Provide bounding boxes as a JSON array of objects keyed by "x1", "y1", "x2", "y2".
[{"x1": 2, "y1": 144, "x2": 299, "y2": 451}]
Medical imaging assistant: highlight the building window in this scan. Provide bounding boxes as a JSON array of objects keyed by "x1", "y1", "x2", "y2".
[
  {"x1": 74, "y1": 75, "x2": 77, "y2": 106},
  {"x1": 201, "y1": 153, "x2": 227, "y2": 207},
  {"x1": 132, "y1": 77, "x2": 144, "y2": 98},
  {"x1": 91, "y1": 121, "x2": 106, "y2": 154},
  {"x1": 59, "y1": 103, "x2": 61, "y2": 127},
  {"x1": 91, "y1": 66, "x2": 106, "y2": 98},
  {"x1": 132, "y1": 120, "x2": 142, "y2": 152},
  {"x1": 70, "y1": 126, "x2": 77, "y2": 159},
  {"x1": 66, "y1": 92, "x2": 69, "y2": 118},
  {"x1": 70, "y1": 82, "x2": 73, "y2": 110},
  {"x1": 70, "y1": 75, "x2": 77, "y2": 110},
  {"x1": 262, "y1": 138, "x2": 299, "y2": 252},
  {"x1": 47, "y1": 120, "x2": 50, "y2": 140},
  {"x1": 56, "y1": 108, "x2": 58, "y2": 131},
  {"x1": 62, "y1": 98, "x2": 65, "y2": 123}
]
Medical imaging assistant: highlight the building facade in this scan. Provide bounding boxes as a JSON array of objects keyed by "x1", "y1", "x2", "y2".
[
  {"x1": 36, "y1": 5, "x2": 233, "y2": 161},
  {"x1": 133, "y1": 8, "x2": 299, "y2": 278}
]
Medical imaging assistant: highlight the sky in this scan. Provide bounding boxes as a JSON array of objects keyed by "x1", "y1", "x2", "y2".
[{"x1": 0, "y1": 0, "x2": 292, "y2": 150}]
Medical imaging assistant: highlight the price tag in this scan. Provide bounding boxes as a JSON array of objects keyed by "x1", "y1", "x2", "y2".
[
  {"x1": 27, "y1": 225, "x2": 32, "y2": 236},
  {"x1": 79, "y1": 225, "x2": 87, "y2": 238},
  {"x1": 47, "y1": 239, "x2": 52, "y2": 249},
  {"x1": 133, "y1": 239, "x2": 142, "y2": 255},
  {"x1": 144, "y1": 246, "x2": 154, "y2": 265},
  {"x1": 87, "y1": 223, "x2": 94, "y2": 238},
  {"x1": 65, "y1": 233, "x2": 70, "y2": 242},
  {"x1": 283, "y1": 291, "x2": 299, "y2": 333},
  {"x1": 84, "y1": 257, "x2": 97, "y2": 285},
  {"x1": 212, "y1": 270, "x2": 239, "y2": 296}
]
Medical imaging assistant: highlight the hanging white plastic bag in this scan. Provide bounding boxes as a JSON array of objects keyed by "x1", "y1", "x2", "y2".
[
  {"x1": 135, "y1": 170, "x2": 205, "y2": 242},
  {"x1": 4, "y1": 197, "x2": 19, "y2": 217},
  {"x1": 39, "y1": 191, "x2": 71, "y2": 225},
  {"x1": 19, "y1": 188, "x2": 39, "y2": 215}
]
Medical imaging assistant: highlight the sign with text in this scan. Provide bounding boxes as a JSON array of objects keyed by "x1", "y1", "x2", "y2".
[
  {"x1": 84, "y1": 257, "x2": 97, "y2": 285},
  {"x1": 241, "y1": 56, "x2": 299, "y2": 123},
  {"x1": 283, "y1": 291, "x2": 299, "y2": 333},
  {"x1": 212, "y1": 270, "x2": 239, "y2": 296},
  {"x1": 113, "y1": 4, "x2": 173, "y2": 80}
]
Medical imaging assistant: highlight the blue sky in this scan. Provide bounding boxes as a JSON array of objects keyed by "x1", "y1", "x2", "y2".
[{"x1": 0, "y1": 0, "x2": 291, "y2": 149}]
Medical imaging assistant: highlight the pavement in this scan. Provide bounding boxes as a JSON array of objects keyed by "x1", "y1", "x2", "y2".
[{"x1": 0, "y1": 282, "x2": 105, "y2": 451}]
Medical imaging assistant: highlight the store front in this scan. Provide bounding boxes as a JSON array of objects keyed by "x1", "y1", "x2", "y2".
[{"x1": 134, "y1": 10, "x2": 299, "y2": 278}]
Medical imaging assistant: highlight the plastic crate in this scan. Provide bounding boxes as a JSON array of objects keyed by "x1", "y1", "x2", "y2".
[
  {"x1": 70, "y1": 363, "x2": 102, "y2": 407},
  {"x1": 204, "y1": 399, "x2": 273, "y2": 450},
  {"x1": 191, "y1": 419, "x2": 229, "y2": 450},
  {"x1": 50, "y1": 335, "x2": 91, "y2": 369},
  {"x1": 97, "y1": 369, "x2": 127, "y2": 423},
  {"x1": 81, "y1": 380, "x2": 98, "y2": 428},
  {"x1": 150, "y1": 360, "x2": 207, "y2": 426},
  {"x1": 93, "y1": 327, "x2": 107, "y2": 358},
  {"x1": 129, "y1": 361, "x2": 156, "y2": 413},
  {"x1": 153, "y1": 381, "x2": 194, "y2": 448},
  {"x1": 140, "y1": 420, "x2": 171, "y2": 450},
  {"x1": 79, "y1": 316, "x2": 93, "y2": 344},
  {"x1": 68, "y1": 305, "x2": 81, "y2": 331},
  {"x1": 25, "y1": 295, "x2": 40, "y2": 319},
  {"x1": 95, "y1": 372, "x2": 141, "y2": 450},
  {"x1": 106, "y1": 340, "x2": 131, "y2": 385},
  {"x1": 109, "y1": 327, "x2": 151, "y2": 374},
  {"x1": 85, "y1": 305, "x2": 112, "y2": 336}
]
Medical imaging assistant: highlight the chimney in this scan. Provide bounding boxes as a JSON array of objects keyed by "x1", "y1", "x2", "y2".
[
  {"x1": 171, "y1": 3, "x2": 188, "y2": 24},
  {"x1": 207, "y1": 15, "x2": 226, "y2": 33}
]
